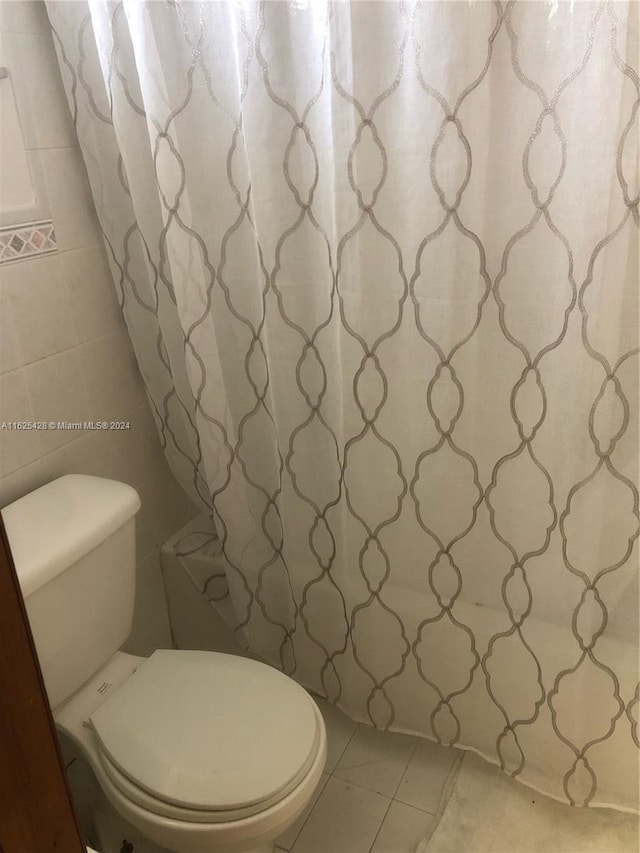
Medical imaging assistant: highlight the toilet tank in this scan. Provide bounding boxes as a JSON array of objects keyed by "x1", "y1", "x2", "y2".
[{"x1": 2, "y1": 475, "x2": 141, "y2": 710}]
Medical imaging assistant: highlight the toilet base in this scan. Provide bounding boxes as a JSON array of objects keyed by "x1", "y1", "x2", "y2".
[
  {"x1": 93, "y1": 785, "x2": 276, "y2": 853},
  {"x1": 93, "y1": 786, "x2": 172, "y2": 853},
  {"x1": 174, "y1": 845, "x2": 273, "y2": 853},
  {"x1": 171, "y1": 846, "x2": 273, "y2": 853}
]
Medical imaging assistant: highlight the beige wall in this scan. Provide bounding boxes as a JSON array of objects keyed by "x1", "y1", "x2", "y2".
[{"x1": 0, "y1": 2, "x2": 196, "y2": 654}]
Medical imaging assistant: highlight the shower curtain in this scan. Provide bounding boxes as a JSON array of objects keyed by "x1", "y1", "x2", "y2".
[{"x1": 47, "y1": 0, "x2": 639, "y2": 811}]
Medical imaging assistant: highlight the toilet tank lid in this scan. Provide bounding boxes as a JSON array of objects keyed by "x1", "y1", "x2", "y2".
[{"x1": 2, "y1": 475, "x2": 141, "y2": 598}]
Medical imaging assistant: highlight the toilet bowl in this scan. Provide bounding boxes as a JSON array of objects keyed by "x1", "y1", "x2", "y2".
[
  {"x1": 2, "y1": 475, "x2": 326, "y2": 853},
  {"x1": 58, "y1": 650, "x2": 326, "y2": 853}
]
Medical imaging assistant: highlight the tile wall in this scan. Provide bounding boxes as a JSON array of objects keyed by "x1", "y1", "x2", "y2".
[{"x1": 0, "y1": 1, "x2": 196, "y2": 654}]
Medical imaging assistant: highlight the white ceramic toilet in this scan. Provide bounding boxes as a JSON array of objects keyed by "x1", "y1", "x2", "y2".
[{"x1": 2, "y1": 474, "x2": 326, "y2": 853}]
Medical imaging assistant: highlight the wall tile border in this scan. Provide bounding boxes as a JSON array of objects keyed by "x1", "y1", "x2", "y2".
[{"x1": 0, "y1": 220, "x2": 56, "y2": 265}]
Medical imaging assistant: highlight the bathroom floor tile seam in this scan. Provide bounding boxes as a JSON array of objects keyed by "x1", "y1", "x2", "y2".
[
  {"x1": 278, "y1": 761, "x2": 440, "y2": 853},
  {"x1": 275, "y1": 707, "x2": 446, "y2": 853}
]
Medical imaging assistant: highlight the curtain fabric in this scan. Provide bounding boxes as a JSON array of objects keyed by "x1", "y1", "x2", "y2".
[{"x1": 47, "y1": 0, "x2": 639, "y2": 811}]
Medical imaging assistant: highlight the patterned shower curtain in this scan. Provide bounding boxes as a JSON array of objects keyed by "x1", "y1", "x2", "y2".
[{"x1": 47, "y1": 0, "x2": 638, "y2": 811}]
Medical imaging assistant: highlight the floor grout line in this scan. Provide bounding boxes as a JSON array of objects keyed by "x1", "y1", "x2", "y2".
[
  {"x1": 325, "y1": 718, "x2": 449, "y2": 810},
  {"x1": 328, "y1": 720, "x2": 360, "y2": 774},
  {"x1": 391, "y1": 735, "x2": 421, "y2": 800},
  {"x1": 367, "y1": 787, "x2": 395, "y2": 853},
  {"x1": 324, "y1": 769, "x2": 440, "y2": 813},
  {"x1": 324, "y1": 765, "x2": 440, "y2": 818},
  {"x1": 284, "y1": 772, "x2": 330, "y2": 852}
]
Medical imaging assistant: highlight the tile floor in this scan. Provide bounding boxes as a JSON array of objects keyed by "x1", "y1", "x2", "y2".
[{"x1": 275, "y1": 698, "x2": 462, "y2": 853}]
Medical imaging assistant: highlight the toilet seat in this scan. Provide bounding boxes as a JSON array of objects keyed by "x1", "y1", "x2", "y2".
[
  {"x1": 88, "y1": 649, "x2": 321, "y2": 822},
  {"x1": 94, "y1": 702, "x2": 324, "y2": 824}
]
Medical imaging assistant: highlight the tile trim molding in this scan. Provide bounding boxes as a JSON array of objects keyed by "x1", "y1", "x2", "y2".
[{"x1": 0, "y1": 220, "x2": 57, "y2": 266}]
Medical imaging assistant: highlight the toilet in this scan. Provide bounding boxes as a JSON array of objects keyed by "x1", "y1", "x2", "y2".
[{"x1": 2, "y1": 474, "x2": 326, "y2": 853}]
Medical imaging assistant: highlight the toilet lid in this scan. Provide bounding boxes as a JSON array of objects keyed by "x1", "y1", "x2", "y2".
[{"x1": 89, "y1": 650, "x2": 320, "y2": 812}]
